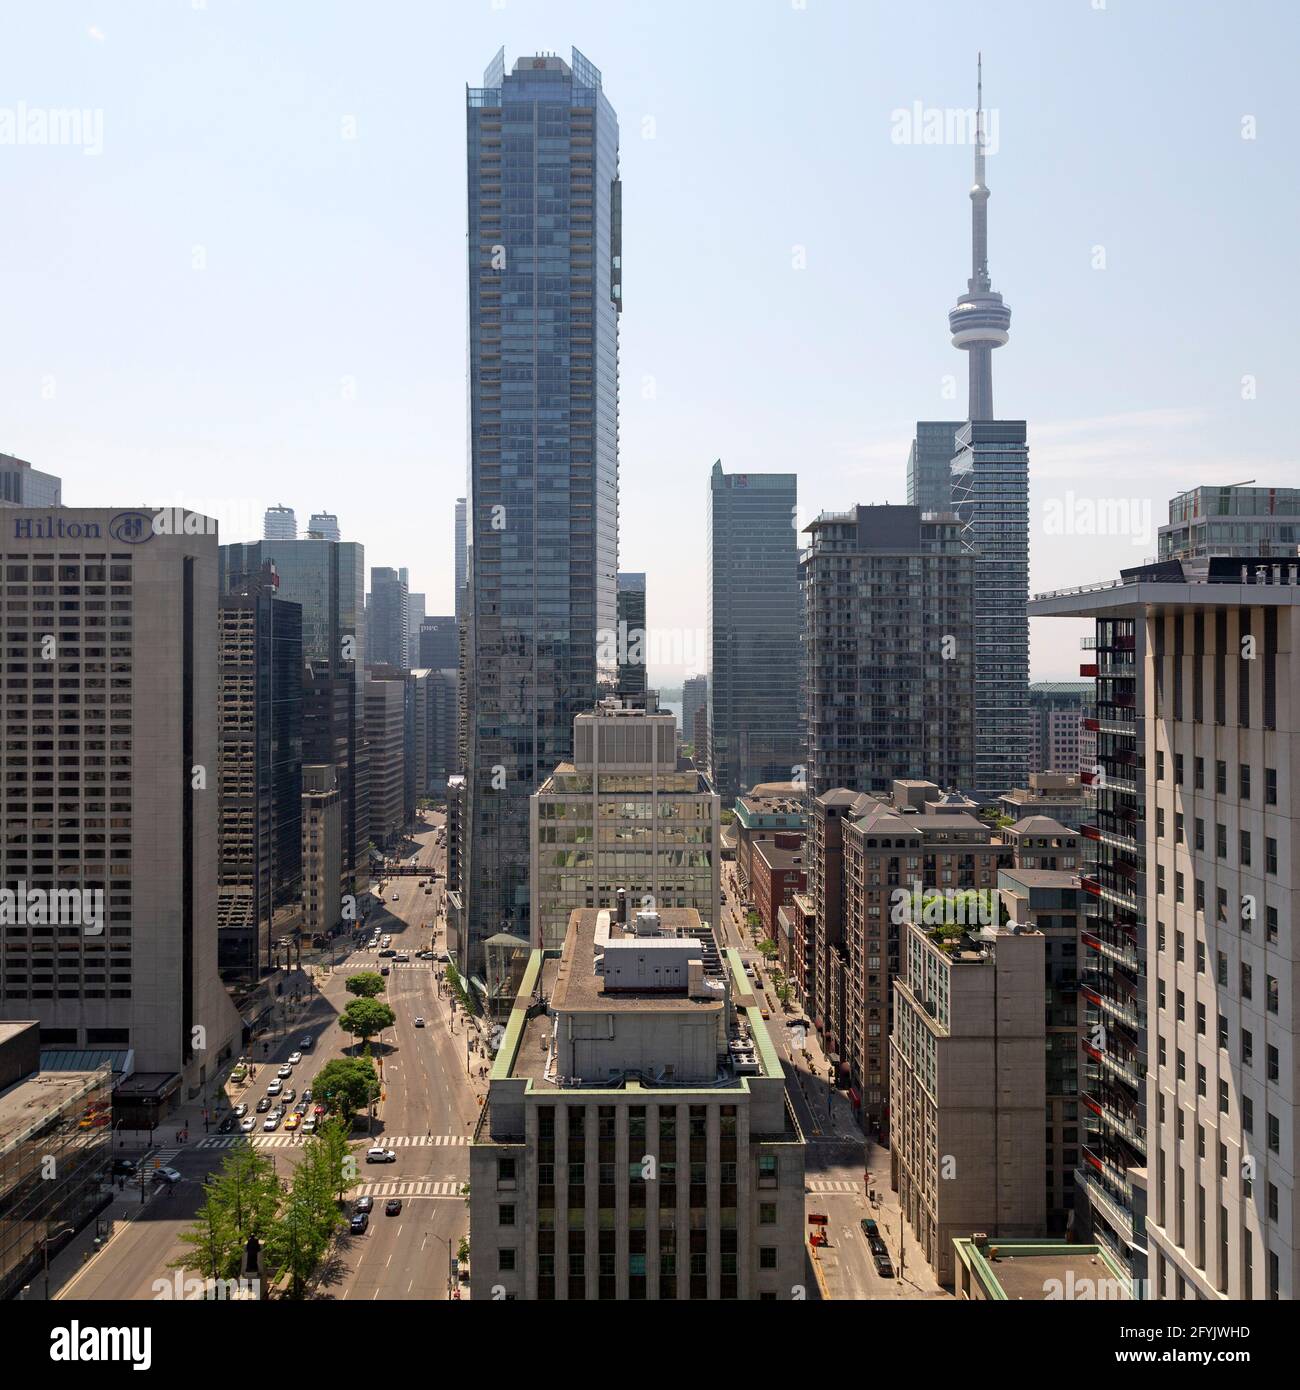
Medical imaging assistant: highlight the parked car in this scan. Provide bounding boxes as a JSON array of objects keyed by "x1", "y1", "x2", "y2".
[
  {"x1": 365, "y1": 1146, "x2": 397, "y2": 1164},
  {"x1": 385, "y1": 1198, "x2": 403, "y2": 1216},
  {"x1": 349, "y1": 1212, "x2": 369, "y2": 1234},
  {"x1": 391, "y1": 893, "x2": 400, "y2": 902},
  {"x1": 874, "y1": 1252, "x2": 895, "y2": 1279},
  {"x1": 861, "y1": 1218, "x2": 879, "y2": 1238},
  {"x1": 424, "y1": 887, "x2": 433, "y2": 895}
]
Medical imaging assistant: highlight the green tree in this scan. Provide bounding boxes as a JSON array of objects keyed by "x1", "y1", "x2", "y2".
[
  {"x1": 345, "y1": 971, "x2": 387, "y2": 999},
  {"x1": 445, "y1": 962, "x2": 474, "y2": 1014},
  {"x1": 314, "y1": 1055, "x2": 381, "y2": 1125},
  {"x1": 338, "y1": 996, "x2": 396, "y2": 1048},
  {"x1": 265, "y1": 1134, "x2": 347, "y2": 1298},
  {"x1": 172, "y1": 1145, "x2": 279, "y2": 1281},
  {"x1": 315, "y1": 1114, "x2": 359, "y2": 1201}
]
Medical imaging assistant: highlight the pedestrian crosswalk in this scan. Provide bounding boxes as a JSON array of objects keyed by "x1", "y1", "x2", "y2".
[
  {"x1": 145, "y1": 1145, "x2": 184, "y2": 1166},
  {"x1": 196, "y1": 1132, "x2": 469, "y2": 1151},
  {"x1": 807, "y1": 1179, "x2": 860, "y2": 1194},
  {"x1": 354, "y1": 1179, "x2": 464, "y2": 1199}
]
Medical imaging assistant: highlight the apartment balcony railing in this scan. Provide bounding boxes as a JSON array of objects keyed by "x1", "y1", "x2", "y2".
[
  {"x1": 1076, "y1": 1161, "x2": 1137, "y2": 1245},
  {"x1": 1083, "y1": 1036, "x2": 1143, "y2": 1090},
  {"x1": 1081, "y1": 977, "x2": 1140, "y2": 1029},
  {"x1": 1082, "y1": 925, "x2": 1140, "y2": 971},
  {"x1": 1084, "y1": 1082, "x2": 1146, "y2": 1149}
]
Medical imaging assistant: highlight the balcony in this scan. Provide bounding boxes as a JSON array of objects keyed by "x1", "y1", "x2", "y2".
[
  {"x1": 1080, "y1": 663, "x2": 1098, "y2": 678},
  {"x1": 1077, "y1": 1160, "x2": 1136, "y2": 1242},
  {"x1": 1083, "y1": 1037, "x2": 1143, "y2": 1090},
  {"x1": 1081, "y1": 978, "x2": 1139, "y2": 1029},
  {"x1": 1084, "y1": 1082, "x2": 1145, "y2": 1148},
  {"x1": 1082, "y1": 925, "x2": 1139, "y2": 971}
]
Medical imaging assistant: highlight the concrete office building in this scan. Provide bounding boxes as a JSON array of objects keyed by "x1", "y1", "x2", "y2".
[
  {"x1": 368, "y1": 567, "x2": 409, "y2": 670},
  {"x1": 890, "y1": 915, "x2": 1046, "y2": 1286},
  {"x1": 418, "y1": 615, "x2": 458, "y2": 672},
  {"x1": 1029, "y1": 681, "x2": 1095, "y2": 777},
  {"x1": 220, "y1": 537, "x2": 368, "y2": 899},
  {"x1": 263, "y1": 504, "x2": 296, "y2": 541},
  {"x1": 1159, "y1": 485, "x2": 1300, "y2": 563},
  {"x1": 301, "y1": 764, "x2": 342, "y2": 938},
  {"x1": 217, "y1": 562, "x2": 303, "y2": 980},
  {"x1": 0, "y1": 456, "x2": 61, "y2": 508},
  {"x1": 841, "y1": 782, "x2": 1012, "y2": 1127},
  {"x1": 462, "y1": 49, "x2": 622, "y2": 983},
  {"x1": 364, "y1": 671, "x2": 407, "y2": 847},
  {"x1": 616, "y1": 572, "x2": 647, "y2": 699},
  {"x1": 802, "y1": 505, "x2": 974, "y2": 798},
  {"x1": 0, "y1": 507, "x2": 242, "y2": 1102},
  {"x1": 469, "y1": 906, "x2": 806, "y2": 1300},
  {"x1": 531, "y1": 699, "x2": 720, "y2": 956},
  {"x1": 307, "y1": 512, "x2": 340, "y2": 542},
  {"x1": 1034, "y1": 555, "x2": 1300, "y2": 1301},
  {"x1": 707, "y1": 462, "x2": 803, "y2": 803}
]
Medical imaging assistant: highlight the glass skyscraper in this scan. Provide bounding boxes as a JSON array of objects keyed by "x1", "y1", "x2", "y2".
[
  {"x1": 461, "y1": 48, "x2": 621, "y2": 982},
  {"x1": 707, "y1": 461, "x2": 803, "y2": 802}
]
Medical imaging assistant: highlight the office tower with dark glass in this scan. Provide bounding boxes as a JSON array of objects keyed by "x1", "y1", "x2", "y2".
[
  {"x1": 217, "y1": 561, "x2": 304, "y2": 980},
  {"x1": 944, "y1": 59, "x2": 1029, "y2": 801},
  {"x1": 707, "y1": 462, "x2": 802, "y2": 803},
  {"x1": 418, "y1": 615, "x2": 458, "y2": 671},
  {"x1": 905, "y1": 421, "x2": 963, "y2": 516},
  {"x1": 802, "y1": 505, "x2": 974, "y2": 798},
  {"x1": 368, "y1": 565, "x2": 409, "y2": 669},
  {"x1": 462, "y1": 48, "x2": 621, "y2": 981},
  {"x1": 616, "y1": 571, "x2": 647, "y2": 698},
  {"x1": 219, "y1": 537, "x2": 369, "y2": 900}
]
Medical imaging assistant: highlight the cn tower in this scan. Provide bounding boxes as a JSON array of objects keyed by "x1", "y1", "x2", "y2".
[{"x1": 948, "y1": 54, "x2": 1010, "y2": 421}]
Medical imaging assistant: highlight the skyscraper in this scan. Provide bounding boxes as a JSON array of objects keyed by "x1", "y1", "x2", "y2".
[
  {"x1": 616, "y1": 571, "x2": 647, "y2": 698},
  {"x1": 368, "y1": 566, "x2": 409, "y2": 669},
  {"x1": 307, "y1": 512, "x2": 340, "y2": 541},
  {"x1": 905, "y1": 421, "x2": 963, "y2": 515},
  {"x1": 454, "y1": 496, "x2": 467, "y2": 624},
  {"x1": 418, "y1": 615, "x2": 458, "y2": 671},
  {"x1": 942, "y1": 59, "x2": 1029, "y2": 801},
  {"x1": 1, "y1": 507, "x2": 242, "y2": 1092},
  {"x1": 462, "y1": 48, "x2": 621, "y2": 979},
  {"x1": 802, "y1": 505, "x2": 974, "y2": 797},
  {"x1": 219, "y1": 537, "x2": 368, "y2": 899},
  {"x1": 217, "y1": 561, "x2": 303, "y2": 980},
  {"x1": 263, "y1": 504, "x2": 297, "y2": 541},
  {"x1": 0, "y1": 454, "x2": 61, "y2": 507},
  {"x1": 707, "y1": 462, "x2": 803, "y2": 803}
]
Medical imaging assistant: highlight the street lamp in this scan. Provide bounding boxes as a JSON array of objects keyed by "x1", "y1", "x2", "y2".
[
  {"x1": 429, "y1": 1232, "x2": 457, "y2": 1301},
  {"x1": 42, "y1": 1223, "x2": 79, "y2": 1300}
]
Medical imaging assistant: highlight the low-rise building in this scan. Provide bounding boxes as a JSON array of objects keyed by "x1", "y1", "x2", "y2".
[
  {"x1": 734, "y1": 785, "x2": 806, "y2": 893},
  {"x1": 751, "y1": 834, "x2": 806, "y2": 949},
  {"x1": 470, "y1": 907, "x2": 806, "y2": 1300},
  {"x1": 997, "y1": 772, "x2": 1090, "y2": 830}
]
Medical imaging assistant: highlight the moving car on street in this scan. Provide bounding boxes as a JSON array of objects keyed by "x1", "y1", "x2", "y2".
[
  {"x1": 365, "y1": 1146, "x2": 397, "y2": 1164},
  {"x1": 385, "y1": 1198, "x2": 402, "y2": 1216}
]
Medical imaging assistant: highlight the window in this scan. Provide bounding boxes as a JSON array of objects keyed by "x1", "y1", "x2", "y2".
[
  {"x1": 499, "y1": 1248, "x2": 516, "y2": 1271},
  {"x1": 1194, "y1": 757, "x2": 1204, "y2": 790},
  {"x1": 1266, "y1": 906, "x2": 1278, "y2": 943},
  {"x1": 1240, "y1": 830, "x2": 1251, "y2": 866},
  {"x1": 1267, "y1": 975, "x2": 1279, "y2": 1015},
  {"x1": 1265, "y1": 767, "x2": 1277, "y2": 804},
  {"x1": 1176, "y1": 753, "x2": 1185, "y2": 784},
  {"x1": 1241, "y1": 963, "x2": 1252, "y2": 1000},
  {"x1": 1240, "y1": 764, "x2": 1251, "y2": 800},
  {"x1": 1175, "y1": 931, "x2": 1185, "y2": 963},
  {"x1": 1242, "y1": 1028, "x2": 1253, "y2": 1065},
  {"x1": 499, "y1": 1204, "x2": 516, "y2": 1226},
  {"x1": 1156, "y1": 750, "x2": 1165, "y2": 780},
  {"x1": 757, "y1": 1155, "x2": 777, "y2": 1187},
  {"x1": 759, "y1": 1247, "x2": 778, "y2": 1270},
  {"x1": 1157, "y1": 807, "x2": 1165, "y2": 839},
  {"x1": 1267, "y1": 1045, "x2": 1279, "y2": 1081},
  {"x1": 1197, "y1": 1063, "x2": 1207, "y2": 1097},
  {"x1": 1195, "y1": 817, "x2": 1205, "y2": 851},
  {"x1": 1196, "y1": 1002, "x2": 1205, "y2": 1036},
  {"x1": 1219, "y1": 1079, "x2": 1229, "y2": 1115},
  {"x1": 1216, "y1": 760, "x2": 1227, "y2": 795},
  {"x1": 1268, "y1": 1112, "x2": 1280, "y2": 1153},
  {"x1": 1216, "y1": 823, "x2": 1227, "y2": 859},
  {"x1": 1243, "y1": 1096, "x2": 1254, "y2": 1134},
  {"x1": 759, "y1": 1202, "x2": 777, "y2": 1226},
  {"x1": 1266, "y1": 837, "x2": 1277, "y2": 875},
  {"x1": 1268, "y1": 1184, "x2": 1279, "y2": 1222}
]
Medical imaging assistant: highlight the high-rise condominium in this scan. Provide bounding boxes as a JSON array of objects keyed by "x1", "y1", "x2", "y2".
[
  {"x1": 263, "y1": 504, "x2": 296, "y2": 541},
  {"x1": 707, "y1": 462, "x2": 802, "y2": 802},
  {"x1": 802, "y1": 505, "x2": 974, "y2": 798},
  {"x1": 0, "y1": 507, "x2": 242, "y2": 1093},
  {"x1": 1033, "y1": 555, "x2": 1300, "y2": 1300},
  {"x1": 1159, "y1": 485, "x2": 1300, "y2": 562},
  {"x1": 905, "y1": 421, "x2": 963, "y2": 516},
  {"x1": 616, "y1": 571, "x2": 647, "y2": 698},
  {"x1": 454, "y1": 497, "x2": 468, "y2": 624},
  {"x1": 307, "y1": 512, "x2": 340, "y2": 542},
  {"x1": 462, "y1": 48, "x2": 621, "y2": 979},
  {"x1": 219, "y1": 537, "x2": 368, "y2": 899}
]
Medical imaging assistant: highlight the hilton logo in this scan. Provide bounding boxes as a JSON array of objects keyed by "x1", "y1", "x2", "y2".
[{"x1": 12, "y1": 516, "x2": 103, "y2": 540}]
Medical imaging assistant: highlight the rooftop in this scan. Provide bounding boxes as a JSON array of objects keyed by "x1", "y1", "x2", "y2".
[
  {"x1": 0, "y1": 1066, "x2": 109, "y2": 1154},
  {"x1": 952, "y1": 1237, "x2": 1131, "y2": 1301}
]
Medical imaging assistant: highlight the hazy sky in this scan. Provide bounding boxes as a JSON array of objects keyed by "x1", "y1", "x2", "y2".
[{"x1": 2, "y1": 1, "x2": 1295, "y2": 683}]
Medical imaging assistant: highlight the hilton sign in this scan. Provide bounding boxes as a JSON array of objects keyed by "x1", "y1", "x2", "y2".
[{"x1": 11, "y1": 510, "x2": 217, "y2": 543}]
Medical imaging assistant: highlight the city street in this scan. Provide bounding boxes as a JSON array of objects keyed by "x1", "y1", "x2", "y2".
[{"x1": 52, "y1": 812, "x2": 482, "y2": 1302}]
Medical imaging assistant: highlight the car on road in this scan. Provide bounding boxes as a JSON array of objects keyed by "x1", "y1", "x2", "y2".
[
  {"x1": 365, "y1": 1146, "x2": 397, "y2": 1164},
  {"x1": 256, "y1": 1096, "x2": 273, "y2": 1112},
  {"x1": 873, "y1": 1251, "x2": 895, "y2": 1278},
  {"x1": 284, "y1": 1114, "x2": 301, "y2": 1131},
  {"x1": 302, "y1": 1089, "x2": 312, "y2": 1103},
  {"x1": 288, "y1": 1051, "x2": 303, "y2": 1065},
  {"x1": 111, "y1": 1157, "x2": 138, "y2": 1177},
  {"x1": 354, "y1": 1196, "x2": 374, "y2": 1213},
  {"x1": 263, "y1": 1115, "x2": 280, "y2": 1132},
  {"x1": 424, "y1": 886, "x2": 433, "y2": 894},
  {"x1": 391, "y1": 893, "x2": 400, "y2": 902},
  {"x1": 378, "y1": 948, "x2": 396, "y2": 957},
  {"x1": 299, "y1": 1035, "x2": 313, "y2": 1049},
  {"x1": 153, "y1": 1167, "x2": 184, "y2": 1185},
  {"x1": 301, "y1": 1119, "x2": 316, "y2": 1135},
  {"x1": 380, "y1": 965, "x2": 390, "y2": 976},
  {"x1": 413, "y1": 1016, "x2": 426, "y2": 1027},
  {"x1": 232, "y1": 1102, "x2": 248, "y2": 1118},
  {"x1": 218, "y1": 1115, "x2": 238, "y2": 1134},
  {"x1": 266, "y1": 1080, "x2": 283, "y2": 1096},
  {"x1": 385, "y1": 1198, "x2": 402, "y2": 1216},
  {"x1": 282, "y1": 1087, "x2": 296, "y2": 1103},
  {"x1": 240, "y1": 1117, "x2": 257, "y2": 1134},
  {"x1": 393, "y1": 953, "x2": 409, "y2": 963},
  {"x1": 277, "y1": 1063, "x2": 293, "y2": 1077},
  {"x1": 349, "y1": 1212, "x2": 369, "y2": 1234},
  {"x1": 861, "y1": 1218, "x2": 879, "y2": 1238}
]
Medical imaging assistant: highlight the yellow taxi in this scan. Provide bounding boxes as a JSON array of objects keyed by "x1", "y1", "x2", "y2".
[{"x1": 284, "y1": 1113, "x2": 301, "y2": 1131}]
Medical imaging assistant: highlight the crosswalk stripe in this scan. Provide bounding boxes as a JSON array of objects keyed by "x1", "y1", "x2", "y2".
[{"x1": 197, "y1": 1133, "x2": 468, "y2": 1150}]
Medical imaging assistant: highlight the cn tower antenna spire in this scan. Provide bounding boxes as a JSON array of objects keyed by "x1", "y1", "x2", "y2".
[{"x1": 947, "y1": 52, "x2": 1010, "y2": 421}]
